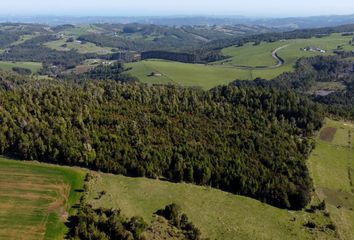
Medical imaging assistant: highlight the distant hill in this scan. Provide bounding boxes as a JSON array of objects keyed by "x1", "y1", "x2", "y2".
[{"x1": 0, "y1": 14, "x2": 353, "y2": 29}]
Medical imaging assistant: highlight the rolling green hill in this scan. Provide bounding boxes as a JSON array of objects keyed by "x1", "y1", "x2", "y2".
[
  {"x1": 127, "y1": 60, "x2": 252, "y2": 89},
  {"x1": 85, "y1": 168, "x2": 335, "y2": 240},
  {"x1": 127, "y1": 33, "x2": 354, "y2": 89}
]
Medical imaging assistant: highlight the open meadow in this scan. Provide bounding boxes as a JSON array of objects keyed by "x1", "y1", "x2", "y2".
[
  {"x1": 127, "y1": 60, "x2": 252, "y2": 90},
  {"x1": 0, "y1": 61, "x2": 42, "y2": 74},
  {"x1": 0, "y1": 157, "x2": 85, "y2": 240}
]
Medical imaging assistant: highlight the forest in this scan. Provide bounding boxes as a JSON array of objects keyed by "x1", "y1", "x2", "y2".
[{"x1": 0, "y1": 69, "x2": 324, "y2": 210}]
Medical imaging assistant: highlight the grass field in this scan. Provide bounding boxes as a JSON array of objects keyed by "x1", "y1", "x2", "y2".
[
  {"x1": 127, "y1": 60, "x2": 252, "y2": 89},
  {"x1": 308, "y1": 119, "x2": 354, "y2": 240},
  {"x1": 61, "y1": 25, "x2": 103, "y2": 36},
  {"x1": 0, "y1": 61, "x2": 42, "y2": 73},
  {"x1": 0, "y1": 157, "x2": 85, "y2": 240},
  {"x1": 44, "y1": 38, "x2": 114, "y2": 55},
  {"x1": 87, "y1": 172, "x2": 336, "y2": 240},
  {"x1": 127, "y1": 33, "x2": 354, "y2": 89},
  {"x1": 10, "y1": 34, "x2": 37, "y2": 46}
]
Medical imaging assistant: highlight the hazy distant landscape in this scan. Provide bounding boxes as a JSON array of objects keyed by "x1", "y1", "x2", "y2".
[
  {"x1": 1, "y1": 14, "x2": 354, "y2": 29},
  {"x1": 0, "y1": 0, "x2": 353, "y2": 239}
]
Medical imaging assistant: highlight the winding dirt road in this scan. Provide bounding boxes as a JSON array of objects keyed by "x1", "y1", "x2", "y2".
[
  {"x1": 271, "y1": 44, "x2": 289, "y2": 68},
  {"x1": 223, "y1": 44, "x2": 289, "y2": 70}
]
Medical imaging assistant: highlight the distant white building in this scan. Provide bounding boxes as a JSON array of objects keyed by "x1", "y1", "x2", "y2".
[{"x1": 302, "y1": 46, "x2": 326, "y2": 53}]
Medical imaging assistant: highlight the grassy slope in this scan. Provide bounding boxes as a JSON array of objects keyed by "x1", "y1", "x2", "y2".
[
  {"x1": 0, "y1": 61, "x2": 42, "y2": 73},
  {"x1": 87, "y1": 173, "x2": 335, "y2": 240},
  {"x1": 62, "y1": 25, "x2": 102, "y2": 36},
  {"x1": 308, "y1": 119, "x2": 354, "y2": 240},
  {"x1": 0, "y1": 157, "x2": 85, "y2": 240},
  {"x1": 44, "y1": 38, "x2": 114, "y2": 55},
  {"x1": 10, "y1": 34, "x2": 37, "y2": 46},
  {"x1": 220, "y1": 41, "x2": 283, "y2": 67},
  {"x1": 128, "y1": 33, "x2": 354, "y2": 89},
  {"x1": 127, "y1": 60, "x2": 251, "y2": 90}
]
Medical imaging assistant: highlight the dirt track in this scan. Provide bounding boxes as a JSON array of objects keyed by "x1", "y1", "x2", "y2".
[{"x1": 226, "y1": 44, "x2": 289, "y2": 70}]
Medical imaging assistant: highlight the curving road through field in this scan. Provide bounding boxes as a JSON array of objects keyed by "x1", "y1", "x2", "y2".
[
  {"x1": 270, "y1": 44, "x2": 289, "y2": 68},
  {"x1": 223, "y1": 44, "x2": 289, "y2": 70}
]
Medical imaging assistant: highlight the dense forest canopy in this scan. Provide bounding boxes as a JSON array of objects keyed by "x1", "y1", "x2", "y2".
[{"x1": 0, "y1": 71, "x2": 324, "y2": 209}]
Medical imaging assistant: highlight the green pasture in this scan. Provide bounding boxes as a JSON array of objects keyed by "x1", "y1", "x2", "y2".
[
  {"x1": 86, "y1": 173, "x2": 335, "y2": 240},
  {"x1": 0, "y1": 157, "x2": 85, "y2": 240},
  {"x1": 0, "y1": 61, "x2": 42, "y2": 73},
  {"x1": 128, "y1": 33, "x2": 354, "y2": 89},
  {"x1": 308, "y1": 119, "x2": 354, "y2": 239},
  {"x1": 44, "y1": 38, "x2": 114, "y2": 55}
]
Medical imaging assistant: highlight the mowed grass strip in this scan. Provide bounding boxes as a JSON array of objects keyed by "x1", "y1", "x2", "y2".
[
  {"x1": 308, "y1": 119, "x2": 354, "y2": 239},
  {"x1": 0, "y1": 157, "x2": 85, "y2": 240},
  {"x1": 87, "y1": 172, "x2": 334, "y2": 240}
]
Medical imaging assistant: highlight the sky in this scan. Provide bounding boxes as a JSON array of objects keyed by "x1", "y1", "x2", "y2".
[{"x1": 1, "y1": 0, "x2": 354, "y2": 17}]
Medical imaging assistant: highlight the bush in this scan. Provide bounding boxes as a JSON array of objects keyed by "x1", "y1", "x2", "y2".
[{"x1": 12, "y1": 67, "x2": 32, "y2": 75}]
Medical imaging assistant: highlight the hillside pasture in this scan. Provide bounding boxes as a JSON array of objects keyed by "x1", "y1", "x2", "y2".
[
  {"x1": 61, "y1": 25, "x2": 104, "y2": 36},
  {"x1": 86, "y1": 172, "x2": 336, "y2": 240},
  {"x1": 128, "y1": 33, "x2": 354, "y2": 89},
  {"x1": 0, "y1": 157, "x2": 85, "y2": 240},
  {"x1": 309, "y1": 119, "x2": 354, "y2": 239},
  {"x1": 219, "y1": 41, "x2": 284, "y2": 67},
  {"x1": 220, "y1": 33, "x2": 353, "y2": 69},
  {"x1": 10, "y1": 34, "x2": 37, "y2": 46},
  {"x1": 0, "y1": 61, "x2": 42, "y2": 73},
  {"x1": 44, "y1": 38, "x2": 114, "y2": 55},
  {"x1": 127, "y1": 60, "x2": 252, "y2": 89}
]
